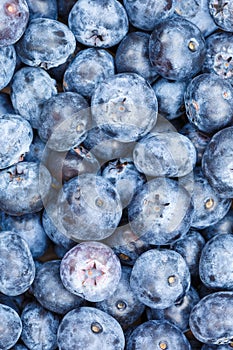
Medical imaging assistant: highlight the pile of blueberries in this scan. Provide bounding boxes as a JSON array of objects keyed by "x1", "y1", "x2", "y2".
[{"x1": 2, "y1": 0, "x2": 233, "y2": 349}]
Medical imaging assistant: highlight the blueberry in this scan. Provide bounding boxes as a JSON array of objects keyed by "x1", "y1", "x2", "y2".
[
  {"x1": 128, "y1": 177, "x2": 194, "y2": 245},
  {"x1": 57, "y1": 173, "x2": 122, "y2": 241},
  {"x1": 0, "y1": 232, "x2": 35, "y2": 296},
  {"x1": 32, "y1": 260, "x2": 82, "y2": 314},
  {"x1": 0, "y1": 114, "x2": 33, "y2": 169},
  {"x1": 0, "y1": 92, "x2": 14, "y2": 116},
  {"x1": 68, "y1": 0, "x2": 129, "y2": 48},
  {"x1": 63, "y1": 48, "x2": 115, "y2": 98},
  {"x1": 21, "y1": 301, "x2": 59, "y2": 350},
  {"x1": 0, "y1": 303, "x2": 22, "y2": 349},
  {"x1": 60, "y1": 242, "x2": 121, "y2": 302},
  {"x1": 38, "y1": 91, "x2": 91, "y2": 151},
  {"x1": 115, "y1": 32, "x2": 158, "y2": 84},
  {"x1": 24, "y1": 135, "x2": 46, "y2": 163},
  {"x1": 11, "y1": 345, "x2": 28, "y2": 350},
  {"x1": 0, "y1": 162, "x2": 52, "y2": 216},
  {"x1": 202, "y1": 208, "x2": 233, "y2": 241},
  {"x1": 0, "y1": 45, "x2": 16, "y2": 90},
  {"x1": 0, "y1": 0, "x2": 29, "y2": 47},
  {"x1": 149, "y1": 17, "x2": 206, "y2": 81},
  {"x1": 130, "y1": 249, "x2": 191, "y2": 309},
  {"x1": 126, "y1": 320, "x2": 191, "y2": 350},
  {"x1": 209, "y1": 0, "x2": 233, "y2": 32},
  {"x1": 11, "y1": 67, "x2": 57, "y2": 129},
  {"x1": 189, "y1": 291, "x2": 233, "y2": 345},
  {"x1": 95, "y1": 266, "x2": 145, "y2": 329},
  {"x1": 16, "y1": 18, "x2": 76, "y2": 70},
  {"x1": 201, "y1": 344, "x2": 233, "y2": 349},
  {"x1": 57, "y1": 306, "x2": 125, "y2": 350},
  {"x1": 26, "y1": 0, "x2": 58, "y2": 20},
  {"x1": 91, "y1": 73, "x2": 158, "y2": 142}
]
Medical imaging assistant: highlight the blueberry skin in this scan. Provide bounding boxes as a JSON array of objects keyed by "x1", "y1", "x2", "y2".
[
  {"x1": 202, "y1": 32, "x2": 233, "y2": 83},
  {"x1": 91, "y1": 73, "x2": 158, "y2": 142},
  {"x1": 199, "y1": 234, "x2": 233, "y2": 290},
  {"x1": 123, "y1": 0, "x2": 176, "y2": 31},
  {"x1": 26, "y1": 0, "x2": 58, "y2": 20},
  {"x1": 0, "y1": 303, "x2": 22, "y2": 349},
  {"x1": 189, "y1": 291, "x2": 233, "y2": 345},
  {"x1": 152, "y1": 78, "x2": 188, "y2": 120},
  {"x1": 32, "y1": 260, "x2": 82, "y2": 315},
  {"x1": 95, "y1": 266, "x2": 145, "y2": 329},
  {"x1": 191, "y1": 167, "x2": 232, "y2": 229},
  {"x1": 185, "y1": 73, "x2": 233, "y2": 133},
  {"x1": 0, "y1": 92, "x2": 14, "y2": 116},
  {"x1": 0, "y1": 45, "x2": 16, "y2": 90},
  {"x1": 0, "y1": 0, "x2": 29, "y2": 47},
  {"x1": 146, "y1": 286, "x2": 200, "y2": 332},
  {"x1": 0, "y1": 114, "x2": 33, "y2": 170},
  {"x1": 171, "y1": 229, "x2": 205, "y2": 279},
  {"x1": 115, "y1": 32, "x2": 158, "y2": 84},
  {"x1": 133, "y1": 131, "x2": 196, "y2": 178},
  {"x1": 11, "y1": 345, "x2": 28, "y2": 350},
  {"x1": 0, "y1": 211, "x2": 49, "y2": 258},
  {"x1": 0, "y1": 232, "x2": 35, "y2": 296},
  {"x1": 24, "y1": 135, "x2": 46, "y2": 163},
  {"x1": 130, "y1": 249, "x2": 191, "y2": 309},
  {"x1": 58, "y1": 306, "x2": 125, "y2": 350},
  {"x1": 202, "y1": 126, "x2": 233, "y2": 198},
  {"x1": 0, "y1": 162, "x2": 52, "y2": 216},
  {"x1": 126, "y1": 320, "x2": 191, "y2": 350},
  {"x1": 100, "y1": 158, "x2": 146, "y2": 208},
  {"x1": 16, "y1": 18, "x2": 76, "y2": 70},
  {"x1": 128, "y1": 177, "x2": 194, "y2": 245},
  {"x1": 201, "y1": 344, "x2": 233, "y2": 350},
  {"x1": 202, "y1": 208, "x2": 233, "y2": 241},
  {"x1": 21, "y1": 301, "x2": 59, "y2": 350},
  {"x1": 38, "y1": 92, "x2": 91, "y2": 151},
  {"x1": 63, "y1": 48, "x2": 115, "y2": 98},
  {"x1": 209, "y1": 0, "x2": 233, "y2": 32},
  {"x1": 149, "y1": 17, "x2": 206, "y2": 81},
  {"x1": 68, "y1": 0, "x2": 129, "y2": 48},
  {"x1": 11, "y1": 67, "x2": 57, "y2": 129},
  {"x1": 57, "y1": 173, "x2": 122, "y2": 241},
  {"x1": 60, "y1": 241, "x2": 122, "y2": 302}
]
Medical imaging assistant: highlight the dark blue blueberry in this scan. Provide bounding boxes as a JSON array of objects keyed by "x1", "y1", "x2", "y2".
[
  {"x1": 11, "y1": 67, "x2": 57, "y2": 129},
  {"x1": 63, "y1": 48, "x2": 115, "y2": 98},
  {"x1": 191, "y1": 167, "x2": 231, "y2": 229},
  {"x1": 60, "y1": 241, "x2": 122, "y2": 302},
  {"x1": 100, "y1": 158, "x2": 146, "y2": 208},
  {"x1": 24, "y1": 135, "x2": 46, "y2": 163},
  {"x1": 199, "y1": 234, "x2": 233, "y2": 290},
  {"x1": 133, "y1": 131, "x2": 196, "y2": 178},
  {"x1": 16, "y1": 18, "x2": 76, "y2": 69},
  {"x1": 126, "y1": 320, "x2": 191, "y2": 350},
  {"x1": 149, "y1": 17, "x2": 206, "y2": 81},
  {"x1": 171, "y1": 229, "x2": 205, "y2": 279},
  {"x1": 0, "y1": 303, "x2": 22, "y2": 349},
  {"x1": 27, "y1": 0, "x2": 58, "y2": 20},
  {"x1": 57, "y1": 173, "x2": 122, "y2": 241},
  {"x1": 91, "y1": 73, "x2": 158, "y2": 142},
  {"x1": 0, "y1": 45, "x2": 16, "y2": 90},
  {"x1": 152, "y1": 78, "x2": 188, "y2": 120},
  {"x1": 32, "y1": 260, "x2": 82, "y2": 314},
  {"x1": 123, "y1": 0, "x2": 176, "y2": 31},
  {"x1": 0, "y1": 232, "x2": 35, "y2": 296},
  {"x1": 202, "y1": 126, "x2": 233, "y2": 198},
  {"x1": 209, "y1": 0, "x2": 233, "y2": 32},
  {"x1": 128, "y1": 177, "x2": 194, "y2": 245},
  {"x1": 0, "y1": 162, "x2": 52, "y2": 216},
  {"x1": 21, "y1": 301, "x2": 59, "y2": 350},
  {"x1": 0, "y1": 0, "x2": 29, "y2": 46},
  {"x1": 68, "y1": 0, "x2": 129, "y2": 48},
  {"x1": 38, "y1": 92, "x2": 91, "y2": 151},
  {"x1": 202, "y1": 208, "x2": 233, "y2": 241},
  {"x1": 54, "y1": 244, "x2": 68, "y2": 259},
  {"x1": 185, "y1": 73, "x2": 233, "y2": 133},
  {"x1": 95, "y1": 266, "x2": 145, "y2": 329},
  {"x1": 189, "y1": 291, "x2": 233, "y2": 345},
  {"x1": 0, "y1": 92, "x2": 14, "y2": 116},
  {"x1": 130, "y1": 249, "x2": 191, "y2": 309},
  {"x1": 0, "y1": 114, "x2": 33, "y2": 169},
  {"x1": 58, "y1": 306, "x2": 125, "y2": 349},
  {"x1": 146, "y1": 286, "x2": 200, "y2": 332},
  {"x1": 0, "y1": 211, "x2": 50, "y2": 258},
  {"x1": 11, "y1": 344, "x2": 28, "y2": 350},
  {"x1": 202, "y1": 32, "x2": 233, "y2": 83},
  {"x1": 115, "y1": 32, "x2": 158, "y2": 84}
]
